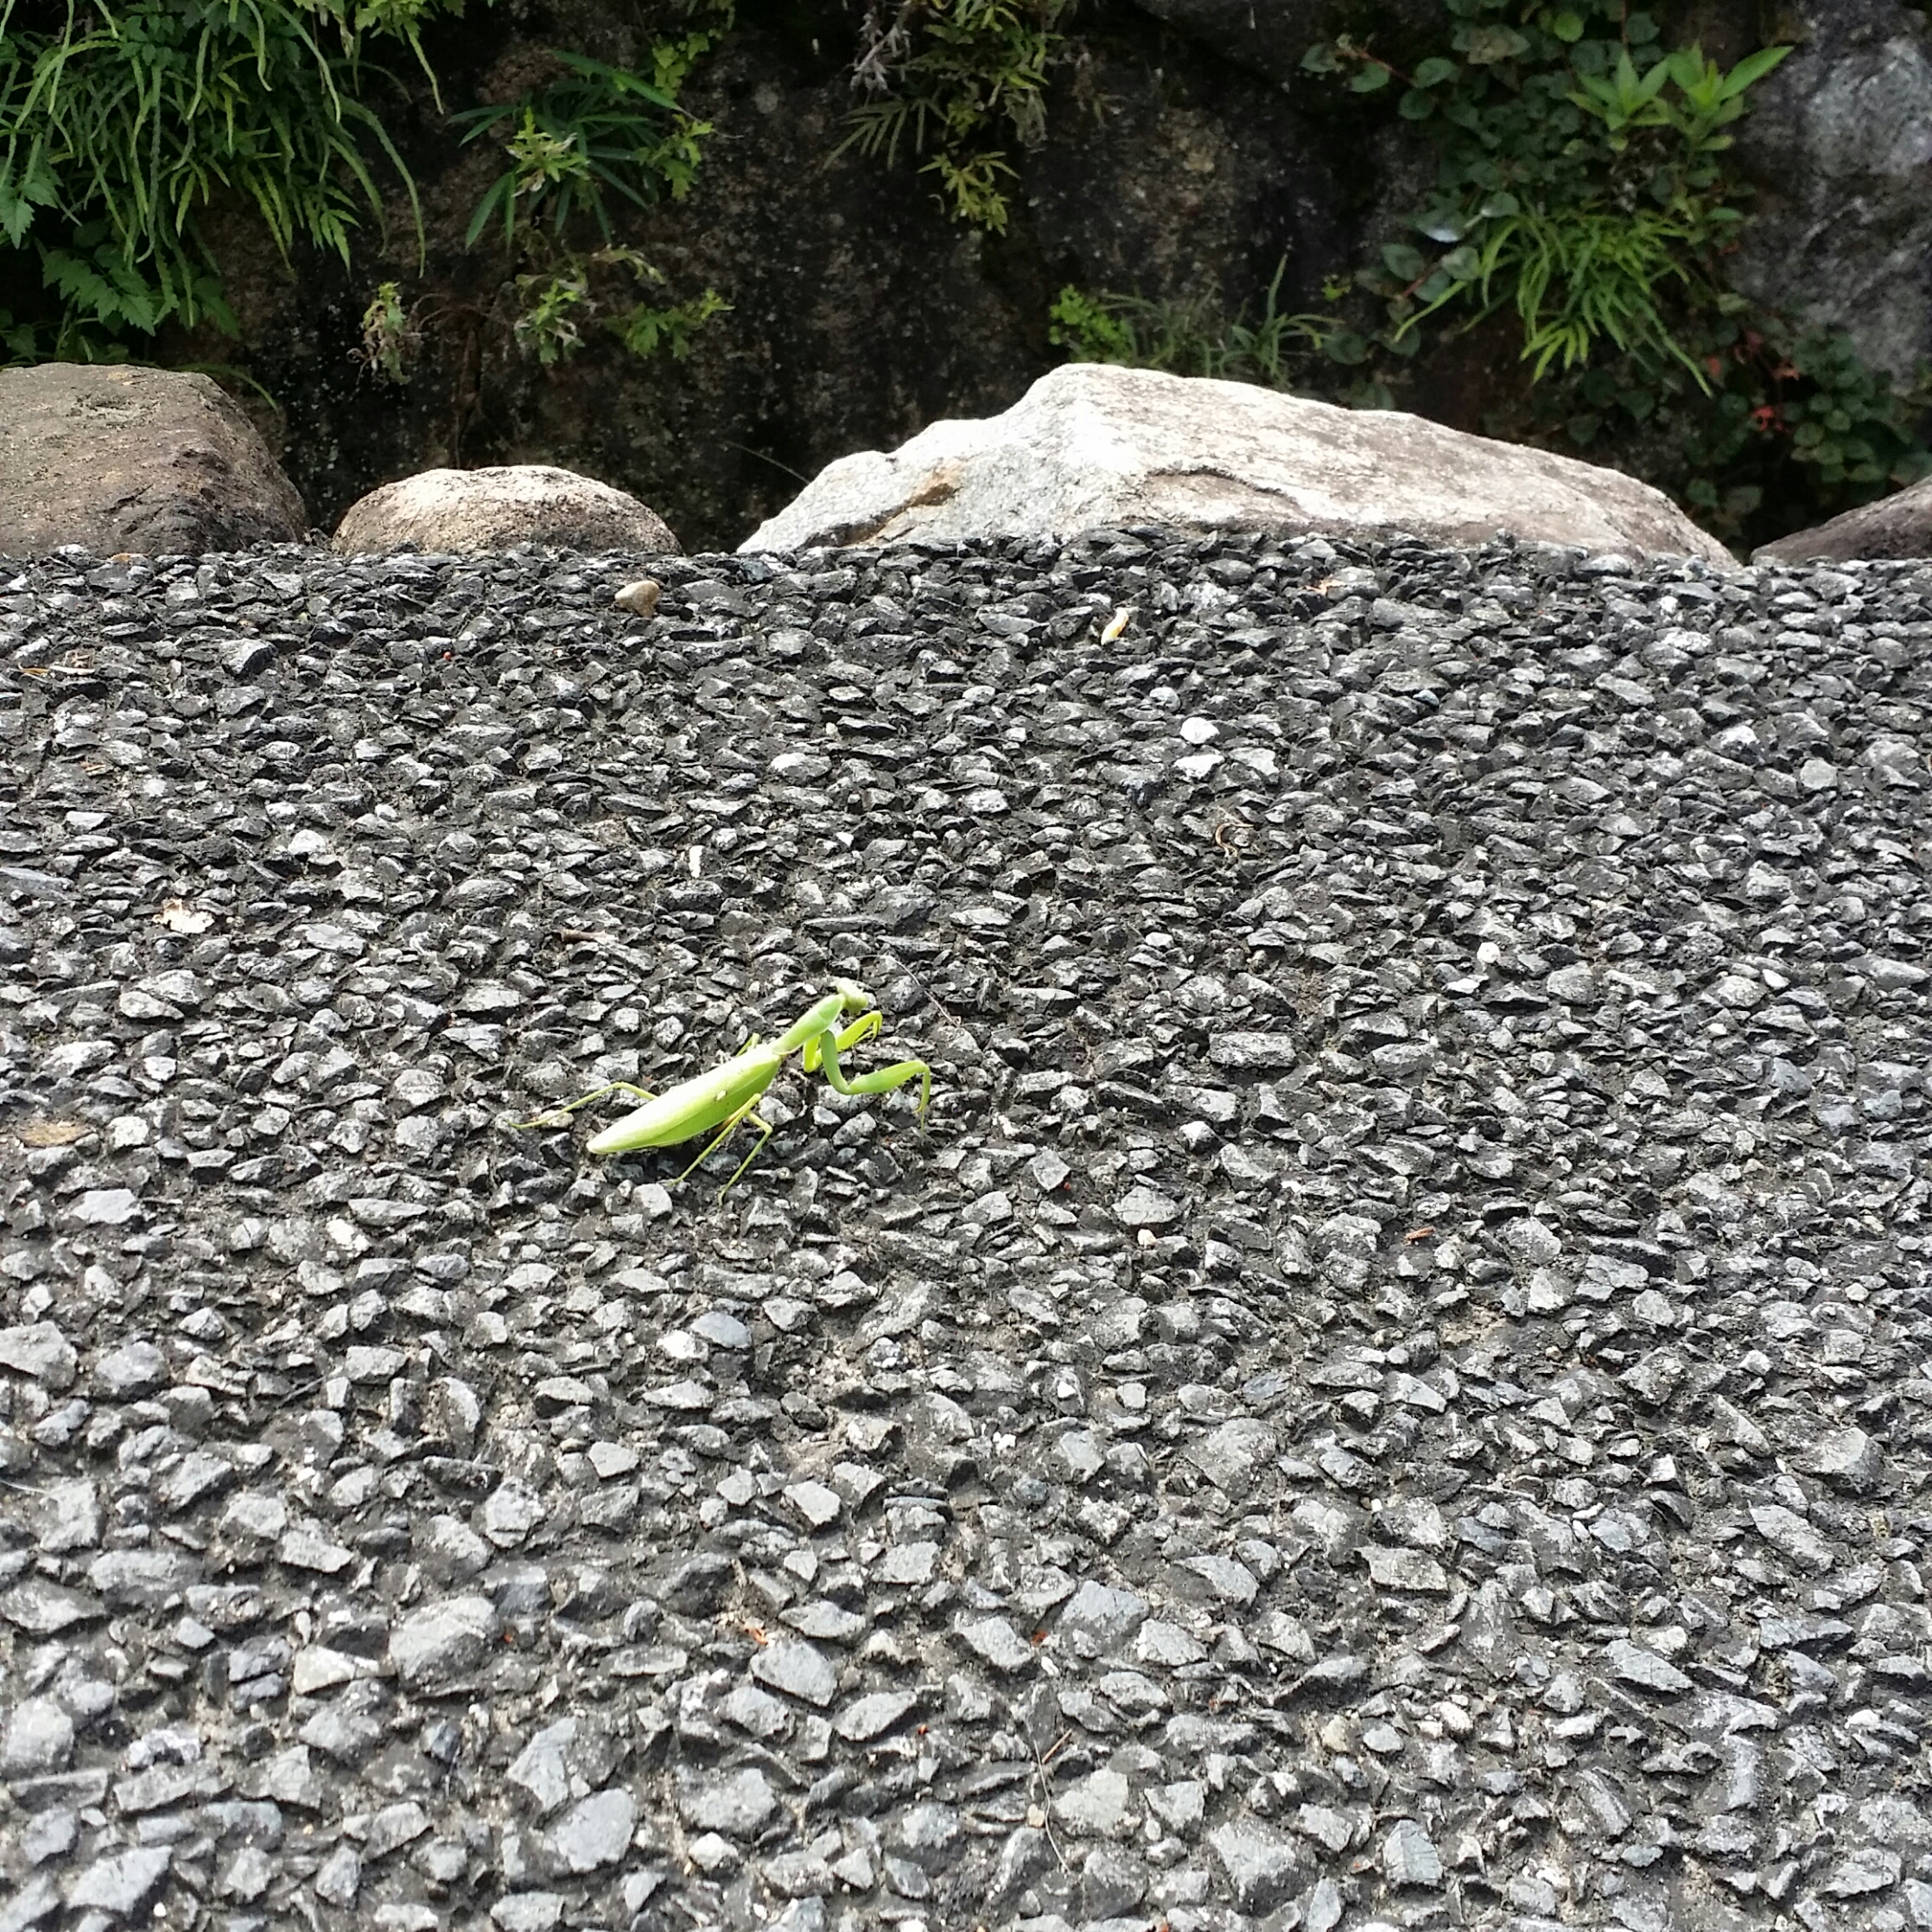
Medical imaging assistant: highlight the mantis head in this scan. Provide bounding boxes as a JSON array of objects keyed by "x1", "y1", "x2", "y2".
[{"x1": 833, "y1": 977, "x2": 874, "y2": 1015}]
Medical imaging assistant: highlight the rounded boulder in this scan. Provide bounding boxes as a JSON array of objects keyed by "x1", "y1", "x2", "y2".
[
  {"x1": 333, "y1": 464, "x2": 679, "y2": 556},
  {"x1": 0, "y1": 361, "x2": 306, "y2": 558}
]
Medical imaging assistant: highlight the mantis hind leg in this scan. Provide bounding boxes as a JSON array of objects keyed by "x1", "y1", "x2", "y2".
[
  {"x1": 515, "y1": 1081, "x2": 658, "y2": 1130},
  {"x1": 811, "y1": 1027, "x2": 932, "y2": 1121},
  {"x1": 671, "y1": 1097, "x2": 776, "y2": 1196}
]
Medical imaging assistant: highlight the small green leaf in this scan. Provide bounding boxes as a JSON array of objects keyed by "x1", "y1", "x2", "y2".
[
  {"x1": 1414, "y1": 56, "x2": 1460, "y2": 86},
  {"x1": 1439, "y1": 244, "x2": 1481, "y2": 279},
  {"x1": 1399, "y1": 89, "x2": 1437, "y2": 118},
  {"x1": 1477, "y1": 191, "x2": 1521, "y2": 219},
  {"x1": 1300, "y1": 41, "x2": 1341, "y2": 73},
  {"x1": 1723, "y1": 44, "x2": 1793, "y2": 92},
  {"x1": 1350, "y1": 62, "x2": 1394, "y2": 92},
  {"x1": 1417, "y1": 210, "x2": 1467, "y2": 242},
  {"x1": 1550, "y1": 10, "x2": 1586, "y2": 41},
  {"x1": 1460, "y1": 22, "x2": 1531, "y2": 63},
  {"x1": 1382, "y1": 241, "x2": 1428, "y2": 281},
  {"x1": 1325, "y1": 330, "x2": 1369, "y2": 365}
]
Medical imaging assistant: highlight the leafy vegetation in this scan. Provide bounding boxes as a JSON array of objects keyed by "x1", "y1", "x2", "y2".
[
  {"x1": 1301, "y1": 9, "x2": 1789, "y2": 388},
  {"x1": 354, "y1": 277, "x2": 421, "y2": 384},
  {"x1": 1050, "y1": 262, "x2": 1383, "y2": 397},
  {"x1": 1056, "y1": 0, "x2": 1932, "y2": 550},
  {"x1": 840, "y1": 0, "x2": 1074, "y2": 232},
  {"x1": 0, "y1": 0, "x2": 732, "y2": 378},
  {"x1": 0, "y1": 0, "x2": 456, "y2": 357},
  {"x1": 453, "y1": 19, "x2": 733, "y2": 374}
]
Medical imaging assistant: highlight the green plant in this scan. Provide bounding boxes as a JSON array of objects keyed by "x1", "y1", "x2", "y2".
[
  {"x1": 1050, "y1": 260, "x2": 1380, "y2": 395},
  {"x1": 1295, "y1": 0, "x2": 1931, "y2": 545},
  {"x1": 454, "y1": 47, "x2": 715, "y2": 249},
  {"x1": 505, "y1": 245, "x2": 730, "y2": 367},
  {"x1": 839, "y1": 0, "x2": 1074, "y2": 232},
  {"x1": 355, "y1": 276, "x2": 420, "y2": 382},
  {"x1": 1554, "y1": 314, "x2": 1932, "y2": 543},
  {"x1": 1303, "y1": 6, "x2": 1788, "y2": 384},
  {"x1": 457, "y1": 14, "x2": 732, "y2": 365},
  {"x1": 0, "y1": 0, "x2": 459, "y2": 358},
  {"x1": 611, "y1": 278, "x2": 729, "y2": 359},
  {"x1": 512, "y1": 265, "x2": 587, "y2": 365}
]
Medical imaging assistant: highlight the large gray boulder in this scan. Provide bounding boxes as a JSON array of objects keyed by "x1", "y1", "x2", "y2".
[
  {"x1": 0, "y1": 362, "x2": 306, "y2": 558},
  {"x1": 333, "y1": 465, "x2": 679, "y2": 556},
  {"x1": 1753, "y1": 472, "x2": 1932, "y2": 562},
  {"x1": 1728, "y1": 0, "x2": 1932, "y2": 384},
  {"x1": 740, "y1": 361, "x2": 1732, "y2": 563}
]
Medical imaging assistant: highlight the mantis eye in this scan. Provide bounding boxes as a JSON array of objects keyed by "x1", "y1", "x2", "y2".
[{"x1": 834, "y1": 977, "x2": 873, "y2": 1009}]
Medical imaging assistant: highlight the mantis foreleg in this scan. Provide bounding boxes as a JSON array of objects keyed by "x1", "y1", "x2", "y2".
[
  {"x1": 811, "y1": 1026, "x2": 931, "y2": 1118},
  {"x1": 801, "y1": 1011, "x2": 881, "y2": 1073}
]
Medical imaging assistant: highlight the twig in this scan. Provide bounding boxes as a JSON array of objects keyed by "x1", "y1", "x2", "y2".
[
  {"x1": 1028, "y1": 1725, "x2": 1073, "y2": 1869},
  {"x1": 722, "y1": 439, "x2": 810, "y2": 486}
]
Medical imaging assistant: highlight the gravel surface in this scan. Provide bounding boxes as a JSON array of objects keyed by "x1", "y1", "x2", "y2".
[{"x1": 2, "y1": 529, "x2": 1930, "y2": 1932}]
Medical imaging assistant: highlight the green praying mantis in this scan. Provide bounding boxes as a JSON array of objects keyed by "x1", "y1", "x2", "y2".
[{"x1": 516, "y1": 979, "x2": 932, "y2": 1195}]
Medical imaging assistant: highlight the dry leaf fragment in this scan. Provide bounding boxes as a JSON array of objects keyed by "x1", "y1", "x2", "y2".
[
  {"x1": 156, "y1": 900, "x2": 215, "y2": 934},
  {"x1": 17, "y1": 1120, "x2": 91, "y2": 1148}
]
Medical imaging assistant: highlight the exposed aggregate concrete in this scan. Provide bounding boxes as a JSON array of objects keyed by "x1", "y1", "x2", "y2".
[{"x1": 1, "y1": 530, "x2": 1930, "y2": 1932}]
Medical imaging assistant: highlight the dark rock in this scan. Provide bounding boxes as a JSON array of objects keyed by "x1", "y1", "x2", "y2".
[
  {"x1": 0, "y1": 362, "x2": 304, "y2": 556},
  {"x1": 1755, "y1": 471, "x2": 1932, "y2": 562},
  {"x1": 1732, "y1": 0, "x2": 1932, "y2": 384}
]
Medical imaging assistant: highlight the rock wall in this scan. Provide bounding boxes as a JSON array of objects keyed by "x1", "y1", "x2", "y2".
[
  {"x1": 177, "y1": 0, "x2": 1931, "y2": 552},
  {"x1": 1729, "y1": 0, "x2": 1932, "y2": 384}
]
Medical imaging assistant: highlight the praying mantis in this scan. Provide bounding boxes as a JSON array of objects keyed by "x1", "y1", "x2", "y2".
[{"x1": 516, "y1": 979, "x2": 932, "y2": 1195}]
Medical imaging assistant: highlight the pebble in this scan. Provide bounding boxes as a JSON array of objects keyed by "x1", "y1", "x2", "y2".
[
  {"x1": 750, "y1": 1638, "x2": 840, "y2": 1707},
  {"x1": 1382, "y1": 1817, "x2": 1444, "y2": 1888},
  {"x1": 832, "y1": 1689, "x2": 918, "y2": 1741},
  {"x1": 1208, "y1": 1819, "x2": 1303, "y2": 1913},
  {"x1": 1605, "y1": 1640, "x2": 1694, "y2": 1695},
  {"x1": 955, "y1": 1615, "x2": 1036, "y2": 1674},
  {"x1": 548, "y1": 1788, "x2": 636, "y2": 1872},
  {"x1": 677, "y1": 1767, "x2": 777, "y2": 1837},
  {"x1": 0, "y1": 1323, "x2": 77, "y2": 1387},
  {"x1": 390, "y1": 1596, "x2": 495, "y2": 1687},
  {"x1": 65, "y1": 1846, "x2": 172, "y2": 1914}
]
